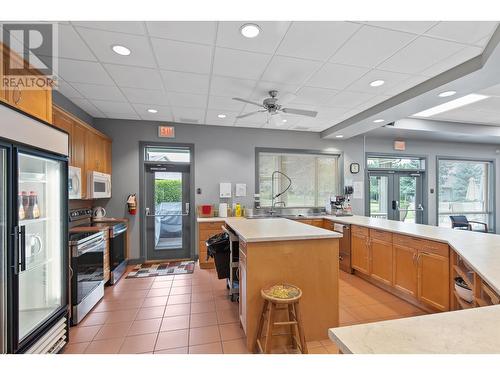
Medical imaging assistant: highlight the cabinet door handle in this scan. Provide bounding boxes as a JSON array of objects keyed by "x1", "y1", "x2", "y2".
[{"x1": 13, "y1": 86, "x2": 22, "y2": 104}]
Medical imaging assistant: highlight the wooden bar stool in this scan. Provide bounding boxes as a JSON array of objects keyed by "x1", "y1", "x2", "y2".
[{"x1": 254, "y1": 283, "x2": 308, "y2": 354}]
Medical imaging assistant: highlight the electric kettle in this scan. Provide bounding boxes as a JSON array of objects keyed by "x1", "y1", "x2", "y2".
[{"x1": 93, "y1": 206, "x2": 107, "y2": 219}]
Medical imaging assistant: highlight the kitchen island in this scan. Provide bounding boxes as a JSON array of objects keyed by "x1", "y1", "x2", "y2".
[{"x1": 223, "y1": 217, "x2": 342, "y2": 352}]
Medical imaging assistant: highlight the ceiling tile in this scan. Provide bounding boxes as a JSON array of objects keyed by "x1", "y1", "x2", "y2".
[
  {"x1": 355, "y1": 95, "x2": 391, "y2": 112},
  {"x1": 75, "y1": 27, "x2": 157, "y2": 68},
  {"x1": 56, "y1": 24, "x2": 97, "y2": 61},
  {"x1": 262, "y1": 121, "x2": 292, "y2": 131},
  {"x1": 363, "y1": 21, "x2": 438, "y2": 35},
  {"x1": 71, "y1": 21, "x2": 146, "y2": 35},
  {"x1": 315, "y1": 106, "x2": 352, "y2": 120},
  {"x1": 210, "y1": 76, "x2": 256, "y2": 98},
  {"x1": 70, "y1": 82, "x2": 126, "y2": 102},
  {"x1": 161, "y1": 70, "x2": 209, "y2": 95},
  {"x1": 382, "y1": 75, "x2": 429, "y2": 96},
  {"x1": 345, "y1": 69, "x2": 412, "y2": 94},
  {"x1": 378, "y1": 36, "x2": 465, "y2": 74},
  {"x1": 167, "y1": 92, "x2": 207, "y2": 108},
  {"x1": 170, "y1": 107, "x2": 206, "y2": 124},
  {"x1": 55, "y1": 80, "x2": 84, "y2": 99},
  {"x1": 478, "y1": 83, "x2": 500, "y2": 97},
  {"x1": 151, "y1": 38, "x2": 212, "y2": 74},
  {"x1": 105, "y1": 64, "x2": 164, "y2": 90},
  {"x1": 132, "y1": 103, "x2": 174, "y2": 121},
  {"x1": 261, "y1": 56, "x2": 322, "y2": 84},
  {"x1": 425, "y1": 21, "x2": 498, "y2": 45},
  {"x1": 250, "y1": 81, "x2": 300, "y2": 101},
  {"x1": 307, "y1": 63, "x2": 369, "y2": 90},
  {"x1": 419, "y1": 46, "x2": 482, "y2": 77},
  {"x1": 216, "y1": 21, "x2": 289, "y2": 54},
  {"x1": 213, "y1": 48, "x2": 271, "y2": 80},
  {"x1": 91, "y1": 100, "x2": 136, "y2": 115},
  {"x1": 325, "y1": 91, "x2": 375, "y2": 109},
  {"x1": 277, "y1": 21, "x2": 361, "y2": 61},
  {"x1": 234, "y1": 121, "x2": 264, "y2": 128},
  {"x1": 146, "y1": 21, "x2": 217, "y2": 45},
  {"x1": 58, "y1": 59, "x2": 115, "y2": 85},
  {"x1": 100, "y1": 112, "x2": 141, "y2": 120},
  {"x1": 205, "y1": 110, "x2": 240, "y2": 126},
  {"x1": 236, "y1": 107, "x2": 269, "y2": 125},
  {"x1": 121, "y1": 87, "x2": 169, "y2": 106},
  {"x1": 290, "y1": 86, "x2": 339, "y2": 106},
  {"x1": 330, "y1": 25, "x2": 415, "y2": 68},
  {"x1": 67, "y1": 97, "x2": 104, "y2": 117},
  {"x1": 207, "y1": 96, "x2": 246, "y2": 112}
]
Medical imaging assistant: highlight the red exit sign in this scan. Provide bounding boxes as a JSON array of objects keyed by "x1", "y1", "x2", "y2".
[{"x1": 158, "y1": 126, "x2": 175, "y2": 138}]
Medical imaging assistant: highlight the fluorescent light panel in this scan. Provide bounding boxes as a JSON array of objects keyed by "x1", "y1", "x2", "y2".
[{"x1": 413, "y1": 94, "x2": 489, "y2": 118}]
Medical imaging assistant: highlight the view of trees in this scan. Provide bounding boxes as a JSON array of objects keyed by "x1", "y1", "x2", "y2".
[{"x1": 155, "y1": 179, "x2": 182, "y2": 204}]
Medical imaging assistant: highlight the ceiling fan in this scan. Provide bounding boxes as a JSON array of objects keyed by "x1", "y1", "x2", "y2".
[{"x1": 233, "y1": 90, "x2": 318, "y2": 126}]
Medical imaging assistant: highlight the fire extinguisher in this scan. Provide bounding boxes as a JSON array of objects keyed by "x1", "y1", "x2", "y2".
[{"x1": 127, "y1": 194, "x2": 137, "y2": 215}]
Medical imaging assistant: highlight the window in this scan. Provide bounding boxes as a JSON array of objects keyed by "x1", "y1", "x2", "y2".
[
  {"x1": 438, "y1": 158, "x2": 494, "y2": 229},
  {"x1": 367, "y1": 156, "x2": 425, "y2": 170},
  {"x1": 145, "y1": 146, "x2": 190, "y2": 163},
  {"x1": 257, "y1": 150, "x2": 340, "y2": 207}
]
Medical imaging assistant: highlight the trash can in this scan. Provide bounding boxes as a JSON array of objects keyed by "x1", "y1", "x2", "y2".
[{"x1": 206, "y1": 232, "x2": 238, "y2": 280}]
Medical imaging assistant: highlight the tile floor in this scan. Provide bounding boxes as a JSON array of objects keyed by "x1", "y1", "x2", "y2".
[{"x1": 63, "y1": 263, "x2": 425, "y2": 354}]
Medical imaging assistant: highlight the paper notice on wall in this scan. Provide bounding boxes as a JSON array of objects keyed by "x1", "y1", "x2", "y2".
[
  {"x1": 353, "y1": 181, "x2": 363, "y2": 199},
  {"x1": 235, "y1": 183, "x2": 247, "y2": 197},
  {"x1": 219, "y1": 182, "x2": 232, "y2": 198}
]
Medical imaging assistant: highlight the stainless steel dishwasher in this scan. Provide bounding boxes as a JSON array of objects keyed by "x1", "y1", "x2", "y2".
[{"x1": 333, "y1": 223, "x2": 353, "y2": 274}]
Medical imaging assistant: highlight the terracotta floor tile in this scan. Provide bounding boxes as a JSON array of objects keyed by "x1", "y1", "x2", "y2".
[
  {"x1": 63, "y1": 342, "x2": 90, "y2": 354},
  {"x1": 164, "y1": 303, "x2": 191, "y2": 317},
  {"x1": 170, "y1": 286, "x2": 192, "y2": 295},
  {"x1": 80, "y1": 312, "x2": 108, "y2": 327},
  {"x1": 119, "y1": 333, "x2": 158, "y2": 354},
  {"x1": 339, "y1": 307, "x2": 359, "y2": 325},
  {"x1": 322, "y1": 344, "x2": 339, "y2": 354},
  {"x1": 155, "y1": 329, "x2": 189, "y2": 351},
  {"x1": 142, "y1": 296, "x2": 169, "y2": 307},
  {"x1": 215, "y1": 298, "x2": 237, "y2": 311},
  {"x1": 69, "y1": 325, "x2": 101, "y2": 343},
  {"x1": 136, "y1": 306, "x2": 166, "y2": 320},
  {"x1": 108, "y1": 298, "x2": 145, "y2": 309},
  {"x1": 219, "y1": 322, "x2": 245, "y2": 341},
  {"x1": 154, "y1": 275, "x2": 175, "y2": 282},
  {"x1": 151, "y1": 281, "x2": 173, "y2": 289},
  {"x1": 161, "y1": 315, "x2": 190, "y2": 331},
  {"x1": 222, "y1": 338, "x2": 250, "y2": 354},
  {"x1": 306, "y1": 341, "x2": 323, "y2": 349},
  {"x1": 192, "y1": 284, "x2": 213, "y2": 293},
  {"x1": 108, "y1": 290, "x2": 149, "y2": 300},
  {"x1": 154, "y1": 347, "x2": 188, "y2": 354},
  {"x1": 191, "y1": 292, "x2": 214, "y2": 303},
  {"x1": 127, "y1": 318, "x2": 162, "y2": 336},
  {"x1": 85, "y1": 338, "x2": 124, "y2": 354},
  {"x1": 172, "y1": 279, "x2": 192, "y2": 287},
  {"x1": 191, "y1": 301, "x2": 216, "y2": 314},
  {"x1": 106, "y1": 308, "x2": 139, "y2": 323},
  {"x1": 147, "y1": 288, "x2": 171, "y2": 298},
  {"x1": 174, "y1": 274, "x2": 193, "y2": 280},
  {"x1": 189, "y1": 341, "x2": 223, "y2": 354},
  {"x1": 190, "y1": 312, "x2": 218, "y2": 328},
  {"x1": 189, "y1": 325, "x2": 221, "y2": 346},
  {"x1": 167, "y1": 294, "x2": 192, "y2": 305},
  {"x1": 216, "y1": 307, "x2": 239, "y2": 324},
  {"x1": 308, "y1": 346, "x2": 329, "y2": 354},
  {"x1": 94, "y1": 321, "x2": 132, "y2": 340},
  {"x1": 347, "y1": 305, "x2": 375, "y2": 321}
]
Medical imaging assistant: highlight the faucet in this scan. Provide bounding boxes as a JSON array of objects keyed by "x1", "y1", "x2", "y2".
[{"x1": 269, "y1": 170, "x2": 292, "y2": 215}]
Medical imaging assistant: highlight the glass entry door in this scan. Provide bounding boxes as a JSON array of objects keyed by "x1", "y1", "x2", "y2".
[
  {"x1": 368, "y1": 172, "x2": 425, "y2": 223},
  {"x1": 0, "y1": 147, "x2": 7, "y2": 354},
  {"x1": 144, "y1": 163, "x2": 191, "y2": 260},
  {"x1": 16, "y1": 152, "x2": 65, "y2": 342}
]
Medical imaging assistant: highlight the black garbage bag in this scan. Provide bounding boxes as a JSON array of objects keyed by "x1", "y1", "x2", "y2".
[{"x1": 206, "y1": 232, "x2": 230, "y2": 279}]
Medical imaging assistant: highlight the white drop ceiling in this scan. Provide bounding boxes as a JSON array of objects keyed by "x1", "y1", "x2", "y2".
[{"x1": 49, "y1": 21, "x2": 497, "y2": 132}]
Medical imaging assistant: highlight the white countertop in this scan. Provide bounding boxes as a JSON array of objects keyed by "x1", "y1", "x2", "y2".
[
  {"x1": 223, "y1": 217, "x2": 342, "y2": 243},
  {"x1": 328, "y1": 305, "x2": 500, "y2": 354}
]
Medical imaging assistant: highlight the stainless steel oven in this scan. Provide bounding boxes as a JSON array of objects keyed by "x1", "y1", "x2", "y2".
[{"x1": 69, "y1": 231, "x2": 105, "y2": 325}]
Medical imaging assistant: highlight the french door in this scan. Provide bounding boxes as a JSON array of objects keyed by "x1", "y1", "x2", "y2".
[{"x1": 368, "y1": 171, "x2": 425, "y2": 223}]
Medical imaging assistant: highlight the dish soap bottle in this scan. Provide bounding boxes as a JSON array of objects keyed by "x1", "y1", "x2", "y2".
[{"x1": 235, "y1": 203, "x2": 242, "y2": 217}]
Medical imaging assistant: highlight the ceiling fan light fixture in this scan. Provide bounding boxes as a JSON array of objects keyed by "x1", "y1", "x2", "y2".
[
  {"x1": 370, "y1": 80, "x2": 385, "y2": 87},
  {"x1": 240, "y1": 23, "x2": 261, "y2": 38},
  {"x1": 282, "y1": 119, "x2": 287, "y2": 123},
  {"x1": 112, "y1": 45, "x2": 131, "y2": 56}
]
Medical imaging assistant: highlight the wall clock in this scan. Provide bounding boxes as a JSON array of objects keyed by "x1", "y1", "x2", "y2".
[{"x1": 350, "y1": 163, "x2": 360, "y2": 174}]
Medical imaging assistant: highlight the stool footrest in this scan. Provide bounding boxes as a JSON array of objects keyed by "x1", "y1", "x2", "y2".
[{"x1": 273, "y1": 321, "x2": 298, "y2": 326}]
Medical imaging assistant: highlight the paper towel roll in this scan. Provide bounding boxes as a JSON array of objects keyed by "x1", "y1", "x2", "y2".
[{"x1": 218, "y1": 203, "x2": 228, "y2": 217}]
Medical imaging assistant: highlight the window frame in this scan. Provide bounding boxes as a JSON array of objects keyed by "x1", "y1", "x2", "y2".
[
  {"x1": 436, "y1": 156, "x2": 496, "y2": 231},
  {"x1": 255, "y1": 147, "x2": 343, "y2": 208}
]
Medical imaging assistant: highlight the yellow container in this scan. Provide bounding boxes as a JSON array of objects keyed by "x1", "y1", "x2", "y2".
[{"x1": 235, "y1": 203, "x2": 242, "y2": 217}]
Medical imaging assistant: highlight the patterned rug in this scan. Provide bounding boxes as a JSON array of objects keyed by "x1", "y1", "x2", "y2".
[{"x1": 126, "y1": 261, "x2": 195, "y2": 278}]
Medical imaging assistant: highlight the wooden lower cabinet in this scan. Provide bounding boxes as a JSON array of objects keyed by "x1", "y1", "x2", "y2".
[
  {"x1": 418, "y1": 251, "x2": 449, "y2": 311},
  {"x1": 351, "y1": 230, "x2": 370, "y2": 275},
  {"x1": 198, "y1": 221, "x2": 224, "y2": 269},
  {"x1": 393, "y1": 245, "x2": 418, "y2": 298},
  {"x1": 370, "y1": 238, "x2": 393, "y2": 285}
]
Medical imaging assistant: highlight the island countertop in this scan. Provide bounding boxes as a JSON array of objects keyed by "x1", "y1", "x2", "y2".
[{"x1": 224, "y1": 217, "x2": 342, "y2": 243}]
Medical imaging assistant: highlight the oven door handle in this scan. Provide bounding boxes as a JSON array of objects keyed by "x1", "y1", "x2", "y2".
[
  {"x1": 111, "y1": 226, "x2": 127, "y2": 237},
  {"x1": 76, "y1": 239, "x2": 105, "y2": 256}
]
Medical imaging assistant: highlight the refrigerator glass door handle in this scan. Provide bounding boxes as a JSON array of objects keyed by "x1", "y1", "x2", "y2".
[
  {"x1": 12, "y1": 226, "x2": 19, "y2": 275},
  {"x1": 19, "y1": 226, "x2": 26, "y2": 272}
]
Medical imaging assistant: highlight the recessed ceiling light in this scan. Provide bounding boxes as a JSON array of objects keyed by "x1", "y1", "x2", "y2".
[
  {"x1": 282, "y1": 119, "x2": 287, "y2": 123},
  {"x1": 370, "y1": 80, "x2": 385, "y2": 87},
  {"x1": 111, "y1": 45, "x2": 131, "y2": 56},
  {"x1": 438, "y1": 90, "x2": 457, "y2": 98},
  {"x1": 147, "y1": 109, "x2": 158, "y2": 113},
  {"x1": 335, "y1": 135, "x2": 344, "y2": 138},
  {"x1": 240, "y1": 24, "x2": 261, "y2": 38},
  {"x1": 413, "y1": 94, "x2": 489, "y2": 118},
  {"x1": 217, "y1": 114, "x2": 226, "y2": 118},
  {"x1": 373, "y1": 119, "x2": 385, "y2": 123}
]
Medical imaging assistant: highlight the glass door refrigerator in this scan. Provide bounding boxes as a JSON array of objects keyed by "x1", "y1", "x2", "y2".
[{"x1": 1, "y1": 102, "x2": 69, "y2": 354}]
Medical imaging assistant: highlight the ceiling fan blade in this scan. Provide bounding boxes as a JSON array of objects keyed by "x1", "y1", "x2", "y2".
[
  {"x1": 278, "y1": 92, "x2": 297, "y2": 105},
  {"x1": 281, "y1": 108, "x2": 318, "y2": 117},
  {"x1": 236, "y1": 110, "x2": 266, "y2": 119},
  {"x1": 232, "y1": 97, "x2": 265, "y2": 108}
]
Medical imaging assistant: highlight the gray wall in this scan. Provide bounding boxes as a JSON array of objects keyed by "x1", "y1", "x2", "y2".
[
  {"x1": 93, "y1": 118, "x2": 500, "y2": 260},
  {"x1": 52, "y1": 91, "x2": 94, "y2": 125}
]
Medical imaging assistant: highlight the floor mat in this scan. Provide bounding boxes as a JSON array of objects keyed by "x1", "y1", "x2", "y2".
[{"x1": 126, "y1": 261, "x2": 195, "y2": 278}]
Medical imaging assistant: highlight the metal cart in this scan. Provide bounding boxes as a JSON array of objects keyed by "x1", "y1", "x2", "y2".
[{"x1": 222, "y1": 226, "x2": 239, "y2": 302}]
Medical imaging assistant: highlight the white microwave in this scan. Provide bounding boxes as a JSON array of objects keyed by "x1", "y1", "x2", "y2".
[{"x1": 87, "y1": 171, "x2": 112, "y2": 199}]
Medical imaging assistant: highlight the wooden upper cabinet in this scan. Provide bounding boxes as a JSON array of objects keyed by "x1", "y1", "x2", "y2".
[
  {"x1": 351, "y1": 228, "x2": 370, "y2": 275},
  {"x1": 418, "y1": 251, "x2": 449, "y2": 311},
  {"x1": 393, "y1": 244, "x2": 418, "y2": 298},
  {"x1": 103, "y1": 139, "x2": 112, "y2": 174},
  {"x1": 370, "y1": 237, "x2": 393, "y2": 286},
  {"x1": 52, "y1": 107, "x2": 73, "y2": 161},
  {"x1": 84, "y1": 130, "x2": 99, "y2": 173}
]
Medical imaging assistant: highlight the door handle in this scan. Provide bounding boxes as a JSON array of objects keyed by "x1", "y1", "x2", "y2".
[
  {"x1": 19, "y1": 226, "x2": 26, "y2": 272},
  {"x1": 392, "y1": 200, "x2": 398, "y2": 210},
  {"x1": 145, "y1": 206, "x2": 191, "y2": 217}
]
